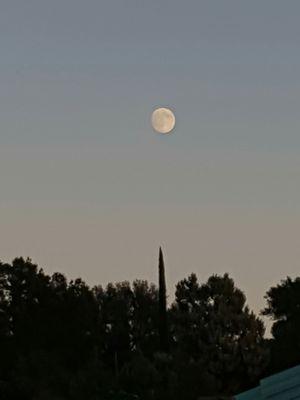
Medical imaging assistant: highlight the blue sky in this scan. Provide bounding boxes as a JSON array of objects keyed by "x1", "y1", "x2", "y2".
[{"x1": 1, "y1": 1, "x2": 300, "y2": 330}]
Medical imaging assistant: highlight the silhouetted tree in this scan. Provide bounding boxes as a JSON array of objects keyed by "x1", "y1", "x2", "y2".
[
  {"x1": 170, "y1": 273, "x2": 268, "y2": 398},
  {"x1": 158, "y1": 247, "x2": 168, "y2": 353},
  {"x1": 262, "y1": 276, "x2": 300, "y2": 373},
  {"x1": 0, "y1": 258, "x2": 106, "y2": 399},
  {"x1": 0, "y1": 256, "x2": 271, "y2": 400},
  {"x1": 131, "y1": 280, "x2": 159, "y2": 356}
]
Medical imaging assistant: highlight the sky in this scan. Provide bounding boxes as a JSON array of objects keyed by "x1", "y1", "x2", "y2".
[{"x1": 1, "y1": 1, "x2": 300, "y2": 331}]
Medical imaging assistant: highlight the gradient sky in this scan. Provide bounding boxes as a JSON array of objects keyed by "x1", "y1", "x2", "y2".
[{"x1": 1, "y1": 1, "x2": 300, "y2": 331}]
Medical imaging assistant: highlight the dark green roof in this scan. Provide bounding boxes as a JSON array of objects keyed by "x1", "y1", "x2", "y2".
[{"x1": 235, "y1": 364, "x2": 300, "y2": 399}]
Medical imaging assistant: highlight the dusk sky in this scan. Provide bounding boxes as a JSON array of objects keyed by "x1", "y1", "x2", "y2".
[{"x1": 1, "y1": 1, "x2": 300, "y2": 329}]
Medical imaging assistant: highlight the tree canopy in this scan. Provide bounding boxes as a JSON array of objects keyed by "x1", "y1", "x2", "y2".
[
  {"x1": 0, "y1": 253, "x2": 297, "y2": 399},
  {"x1": 262, "y1": 276, "x2": 300, "y2": 373}
]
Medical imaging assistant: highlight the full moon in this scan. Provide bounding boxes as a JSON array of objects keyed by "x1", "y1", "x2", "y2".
[{"x1": 151, "y1": 107, "x2": 176, "y2": 134}]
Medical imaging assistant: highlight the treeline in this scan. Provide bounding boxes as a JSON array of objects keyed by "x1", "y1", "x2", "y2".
[{"x1": 0, "y1": 251, "x2": 300, "y2": 400}]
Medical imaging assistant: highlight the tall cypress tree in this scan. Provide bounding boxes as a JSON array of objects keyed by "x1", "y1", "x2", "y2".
[{"x1": 158, "y1": 247, "x2": 168, "y2": 352}]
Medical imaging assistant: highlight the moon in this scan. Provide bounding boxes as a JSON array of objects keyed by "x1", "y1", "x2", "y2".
[{"x1": 151, "y1": 107, "x2": 176, "y2": 134}]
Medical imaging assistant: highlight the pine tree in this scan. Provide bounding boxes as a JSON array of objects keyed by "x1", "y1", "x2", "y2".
[{"x1": 158, "y1": 247, "x2": 168, "y2": 352}]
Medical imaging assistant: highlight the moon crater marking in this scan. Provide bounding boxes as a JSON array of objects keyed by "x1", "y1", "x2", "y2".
[{"x1": 151, "y1": 107, "x2": 175, "y2": 134}]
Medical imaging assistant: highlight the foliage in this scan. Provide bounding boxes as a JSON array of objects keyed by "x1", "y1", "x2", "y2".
[
  {"x1": 0, "y1": 254, "x2": 278, "y2": 400},
  {"x1": 262, "y1": 276, "x2": 300, "y2": 373},
  {"x1": 158, "y1": 247, "x2": 168, "y2": 352},
  {"x1": 170, "y1": 273, "x2": 268, "y2": 397}
]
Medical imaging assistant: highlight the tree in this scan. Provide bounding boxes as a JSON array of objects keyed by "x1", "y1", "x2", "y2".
[
  {"x1": 93, "y1": 279, "x2": 159, "y2": 385},
  {"x1": 170, "y1": 273, "x2": 268, "y2": 397},
  {"x1": 0, "y1": 258, "x2": 106, "y2": 400},
  {"x1": 158, "y1": 247, "x2": 168, "y2": 353},
  {"x1": 131, "y1": 279, "x2": 159, "y2": 356},
  {"x1": 262, "y1": 276, "x2": 300, "y2": 373},
  {"x1": 0, "y1": 256, "x2": 269, "y2": 400}
]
